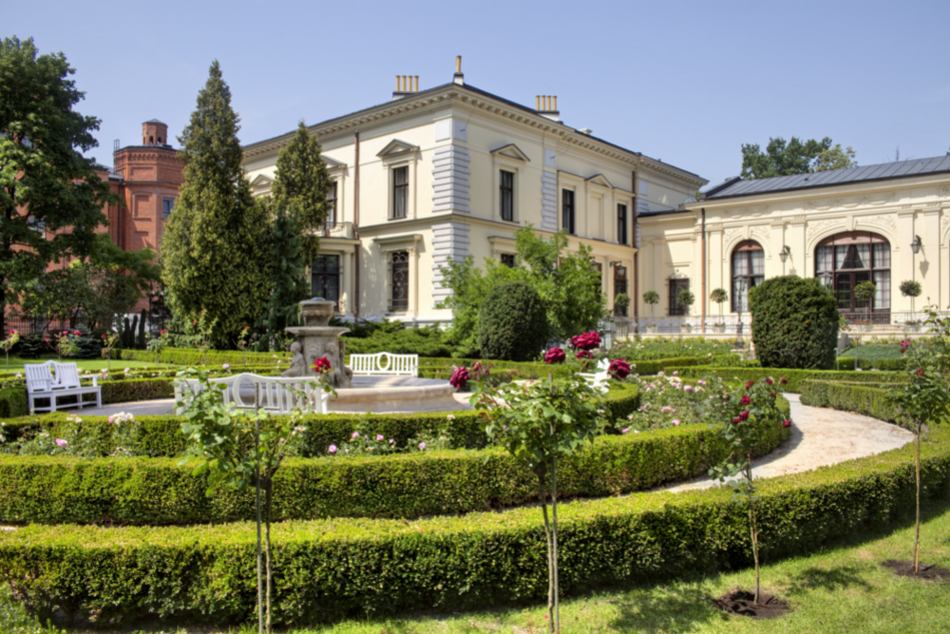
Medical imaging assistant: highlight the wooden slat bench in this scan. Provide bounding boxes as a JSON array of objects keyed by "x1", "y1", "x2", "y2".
[
  {"x1": 348, "y1": 352, "x2": 418, "y2": 377},
  {"x1": 174, "y1": 373, "x2": 329, "y2": 416},
  {"x1": 25, "y1": 361, "x2": 102, "y2": 413}
]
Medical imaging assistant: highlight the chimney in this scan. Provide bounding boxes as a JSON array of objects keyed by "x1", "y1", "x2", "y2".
[
  {"x1": 142, "y1": 119, "x2": 168, "y2": 146},
  {"x1": 536, "y1": 96, "x2": 560, "y2": 122},
  {"x1": 392, "y1": 75, "x2": 419, "y2": 100},
  {"x1": 453, "y1": 55, "x2": 464, "y2": 85}
]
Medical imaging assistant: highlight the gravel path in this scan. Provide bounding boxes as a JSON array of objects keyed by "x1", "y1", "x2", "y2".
[{"x1": 658, "y1": 393, "x2": 914, "y2": 493}]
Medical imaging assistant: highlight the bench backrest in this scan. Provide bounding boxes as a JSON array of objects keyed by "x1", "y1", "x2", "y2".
[
  {"x1": 349, "y1": 352, "x2": 418, "y2": 376},
  {"x1": 174, "y1": 373, "x2": 329, "y2": 415},
  {"x1": 53, "y1": 362, "x2": 83, "y2": 389},
  {"x1": 24, "y1": 361, "x2": 56, "y2": 393}
]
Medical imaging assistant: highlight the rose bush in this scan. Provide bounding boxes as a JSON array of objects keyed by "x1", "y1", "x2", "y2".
[{"x1": 544, "y1": 347, "x2": 566, "y2": 364}]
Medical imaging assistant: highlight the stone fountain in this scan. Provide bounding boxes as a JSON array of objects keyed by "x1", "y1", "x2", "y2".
[{"x1": 282, "y1": 298, "x2": 353, "y2": 388}]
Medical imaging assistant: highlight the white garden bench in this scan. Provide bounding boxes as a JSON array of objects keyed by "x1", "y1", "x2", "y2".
[
  {"x1": 174, "y1": 373, "x2": 329, "y2": 416},
  {"x1": 579, "y1": 359, "x2": 611, "y2": 393},
  {"x1": 348, "y1": 352, "x2": 418, "y2": 377},
  {"x1": 25, "y1": 361, "x2": 102, "y2": 413}
]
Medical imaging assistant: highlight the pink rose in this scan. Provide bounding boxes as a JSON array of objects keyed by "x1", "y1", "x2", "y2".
[
  {"x1": 328, "y1": 445, "x2": 337, "y2": 454},
  {"x1": 55, "y1": 439, "x2": 67, "y2": 447},
  {"x1": 608, "y1": 358, "x2": 631, "y2": 380},
  {"x1": 449, "y1": 366, "x2": 470, "y2": 389},
  {"x1": 783, "y1": 420, "x2": 792, "y2": 428},
  {"x1": 544, "y1": 347, "x2": 566, "y2": 364}
]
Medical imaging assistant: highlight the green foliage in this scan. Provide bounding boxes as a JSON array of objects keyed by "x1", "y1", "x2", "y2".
[
  {"x1": 477, "y1": 282, "x2": 548, "y2": 361},
  {"x1": 0, "y1": 37, "x2": 118, "y2": 334},
  {"x1": 709, "y1": 288, "x2": 728, "y2": 304},
  {"x1": 748, "y1": 275, "x2": 839, "y2": 369},
  {"x1": 161, "y1": 61, "x2": 271, "y2": 347},
  {"x1": 900, "y1": 279, "x2": 922, "y2": 299},
  {"x1": 338, "y1": 320, "x2": 453, "y2": 357},
  {"x1": 439, "y1": 226, "x2": 604, "y2": 352},
  {"x1": 117, "y1": 346, "x2": 289, "y2": 366},
  {"x1": 669, "y1": 365, "x2": 906, "y2": 392},
  {"x1": 2, "y1": 425, "x2": 948, "y2": 626},
  {"x1": 613, "y1": 292, "x2": 630, "y2": 310},
  {"x1": 610, "y1": 337, "x2": 735, "y2": 361},
  {"x1": 741, "y1": 136, "x2": 856, "y2": 180},
  {"x1": 0, "y1": 584, "x2": 63, "y2": 633},
  {"x1": 270, "y1": 120, "x2": 331, "y2": 263},
  {"x1": 262, "y1": 202, "x2": 308, "y2": 335},
  {"x1": 135, "y1": 308, "x2": 147, "y2": 348},
  {"x1": 800, "y1": 380, "x2": 901, "y2": 425},
  {"x1": 642, "y1": 290, "x2": 659, "y2": 306}
]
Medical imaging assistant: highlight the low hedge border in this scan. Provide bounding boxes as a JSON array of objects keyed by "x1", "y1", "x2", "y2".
[
  {"x1": 668, "y1": 365, "x2": 907, "y2": 392},
  {"x1": 1, "y1": 416, "x2": 944, "y2": 626},
  {"x1": 0, "y1": 402, "x2": 789, "y2": 526},
  {"x1": 799, "y1": 380, "x2": 902, "y2": 426},
  {"x1": 118, "y1": 348, "x2": 290, "y2": 366},
  {"x1": 834, "y1": 357, "x2": 906, "y2": 372},
  {"x1": 0, "y1": 382, "x2": 642, "y2": 458}
]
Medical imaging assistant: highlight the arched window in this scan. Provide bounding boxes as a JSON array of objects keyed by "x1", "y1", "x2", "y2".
[
  {"x1": 149, "y1": 136, "x2": 154, "y2": 144},
  {"x1": 815, "y1": 232, "x2": 890, "y2": 320},
  {"x1": 731, "y1": 240, "x2": 764, "y2": 312}
]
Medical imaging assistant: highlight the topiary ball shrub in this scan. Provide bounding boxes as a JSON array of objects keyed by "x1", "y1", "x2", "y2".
[
  {"x1": 477, "y1": 281, "x2": 548, "y2": 362},
  {"x1": 749, "y1": 275, "x2": 839, "y2": 370}
]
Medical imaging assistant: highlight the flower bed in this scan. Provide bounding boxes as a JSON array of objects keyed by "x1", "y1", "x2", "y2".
[{"x1": 1, "y1": 422, "x2": 945, "y2": 626}]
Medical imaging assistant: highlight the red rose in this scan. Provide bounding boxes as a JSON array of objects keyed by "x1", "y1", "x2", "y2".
[
  {"x1": 312, "y1": 357, "x2": 331, "y2": 374},
  {"x1": 741, "y1": 395, "x2": 751, "y2": 405},
  {"x1": 73, "y1": 330, "x2": 81, "y2": 335},
  {"x1": 544, "y1": 347, "x2": 566, "y2": 364},
  {"x1": 576, "y1": 350, "x2": 594, "y2": 360},
  {"x1": 766, "y1": 378, "x2": 773, "y2": 385},
  {"x1": 739, "y1": 411, "x2": 750, "y2": 421},
  {"x1": 916, "y1": 369, "x2": 924, "y2": 376},
  {"x1": 608, "y1": 358, "x2": 631, "y2": 381},
  {"x1": 732, "y1": 417, "x2": 741, "y2": 424},
  {"x1": 449, "y1": 366, "x2": 470, "y2": 389},
  {"x1": 745, "y1": 380, "x2": 755, "y2": 390},
  {"x1": 783, "y1": 420, "x2": 792, "y2": 428},
  {"x1": 779, "y1": 377, "x2": 788, "y2": 385}
]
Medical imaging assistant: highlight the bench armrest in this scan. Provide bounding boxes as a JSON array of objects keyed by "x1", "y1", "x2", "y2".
[{"x1": 78, "y1": 374, "x2": 99, "y2": 387}]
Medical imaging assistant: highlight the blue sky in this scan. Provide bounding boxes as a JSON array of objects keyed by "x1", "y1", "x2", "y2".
[{"x1": 7, "y1": 0, "x2": 949, "y2": 186}]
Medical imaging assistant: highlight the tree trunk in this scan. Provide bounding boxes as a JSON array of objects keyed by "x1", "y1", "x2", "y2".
[
  {"x1": 551, "y1": 454, "x2": 560, "y2": 633},
  {"x1": 538, "y1": 473, "x2": 554, "y2": 634},
  {"x1": 265, "y1": 477, "x2": 274, "y2": 634},
  {"x1": 915, "y1": 420, "x2": 921, "y2": 573},
  {"x1": 747, "y1": 458, "x2": 760, "y2": 605},
  {"x1": 254, "y1": 389, "x2": 264, "y2": 634}
]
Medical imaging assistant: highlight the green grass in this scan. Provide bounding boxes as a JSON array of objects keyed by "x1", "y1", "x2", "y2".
[
  {"x1": 40, "y1": 500, "x2": 950, "y2": 634},
  {"x1": 838, "y1": 344, "x2": 903, "y2": 361},
  {"x1": 0, "y1": 355, "x2": 170, "y2": 372}
]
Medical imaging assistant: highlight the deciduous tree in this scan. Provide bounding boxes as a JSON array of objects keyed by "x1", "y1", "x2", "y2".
[
  {"x1": 162, "y1": 61, "x2": 271, "y2": 346},
  {"x1": 741, "y1": 136, "x2": 856, "y2": 180},
  {"x1": 0, "y1": 36, "x2": 118, "y2": 333}
]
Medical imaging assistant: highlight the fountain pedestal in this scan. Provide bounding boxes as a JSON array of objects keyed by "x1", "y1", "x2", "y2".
[{"x1": 282, "y1": 299, "x2": 353, "y2": 389}]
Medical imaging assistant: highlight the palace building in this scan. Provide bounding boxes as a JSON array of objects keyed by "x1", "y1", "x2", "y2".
[{"x1": 241, "y1": 60, "x2": 705, "y2": 323}]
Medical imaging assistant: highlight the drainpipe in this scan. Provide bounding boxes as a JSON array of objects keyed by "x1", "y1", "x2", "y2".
[
  {"x1": 353, "y1": 131, "x2": 360, "y2": 320},
  {"x1": 632, "y1": 169, "x2": 639, "y2": 332},
  {"x1": 701, "y1": 208, "x2": 707, "y2": 334}
]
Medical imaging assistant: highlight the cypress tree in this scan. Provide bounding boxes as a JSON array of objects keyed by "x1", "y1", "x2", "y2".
[
  {"x1": 270, "y1": 120, "x2": 331, "y2": 263},
  {"x1": 161, "y1": 60, "x2": 270, "y2": 346},
  {"x1": 263, "y1": 201, "x2": 309, "y2": 336}
]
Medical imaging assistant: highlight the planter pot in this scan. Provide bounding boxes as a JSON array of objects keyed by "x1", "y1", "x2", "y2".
[
  {"x1": 712, "y1": 325, "x2": 726, "y2": 334},
  {"x1": 680, "y1": 324, "x2": 693, "y2": 334},
  {"x1": 905, "y1": 324, "x2": 921, "y2": 333},
  {"x1": 645, "y1": 325, "x2": 658, "y2": 334}
]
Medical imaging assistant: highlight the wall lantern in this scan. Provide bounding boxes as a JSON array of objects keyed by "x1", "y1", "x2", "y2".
[
  {"x1": 818, "y1": 271, "x2": 833, "y2": 288},
  {"x1": 779, "y1": 245, "x2": 791, "y2": 263},
  {"x1": 911, "y1": 235, "x2": 922, "y2": 255}
]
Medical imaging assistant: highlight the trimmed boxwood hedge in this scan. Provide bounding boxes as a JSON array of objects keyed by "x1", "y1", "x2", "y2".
[
  {"x1": 0, "y1": 382, "x2": 642, "y2": 458},
  {"x1": 1, "y1": 421, "x2": 945, "y2": 625},
  {"x1": 0, "y1": 396, "x2": 787, "y2": 526},
  {"x1": 117, "y1": 347, "x2": 290, "y2": 366},
  {"x1": 799, "y1": 380, "x2": 902, "y2": 425},
  {"x1": 835, "y1": 357, "x2": 907, "y2": 372},
  {"x1": 668, "y1": 365, "x2": 907, "y2": 392}
]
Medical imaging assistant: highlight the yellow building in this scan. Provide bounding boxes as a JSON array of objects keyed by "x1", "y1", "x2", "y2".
[
  {"x1": 638, "y1": 157, "x2": 950, "y2": 334},
  {"x1": 242, "y1": 63, "x2": 704, "y2": 324}
]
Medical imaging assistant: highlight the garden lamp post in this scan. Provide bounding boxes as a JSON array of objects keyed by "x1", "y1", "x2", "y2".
[
  {"x1": 735, "y1": 277, "x2": 747, "y2": 347},
  {"x1": 911, "y1": 235, "x2": 922, "y2": 255}
]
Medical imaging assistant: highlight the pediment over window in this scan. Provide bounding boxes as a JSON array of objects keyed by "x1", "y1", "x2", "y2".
[
  {"x1": 490, "y1": 144, "x2": 530, "y2": 162},
  {"x1": 249, "y1": 174, "x2": 273, "y2": 191},
  {"x1": 377, "y1": 139, "x2": 419, "y2": 159},
  {"x1": 322, "y1": 155, "x2": 345, "y2": 169},
  {"x1": 585, "y1": 174, "x2": 613, "y2": 189}
]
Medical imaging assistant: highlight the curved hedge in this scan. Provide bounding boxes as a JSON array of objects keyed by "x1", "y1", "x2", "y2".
[
  {"x1": 799, "y1": 380, "x2": 902, "y2": 425},
  {"x1": 0, "y1": 399, "x2": 788, "y2": 525},
  {"x1": 668, "y1": 365, "x2": 906, "y2": 392},
  {"x1": 1, "y1": 420, "x2": 944, "y2": 626}
]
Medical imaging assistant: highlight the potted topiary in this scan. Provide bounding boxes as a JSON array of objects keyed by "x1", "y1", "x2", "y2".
[
  {"x1": 613, "y1": 292, "x2": 630, "y2": 317},
  {"x1": 642, "y1": 290, "x2": 659, "y2": 333},
  {"x1": 853, "y1": 281, "x2": 877, "y2": 333},
  {"x1": 899, "y1": 280, "x2": 922, "y2": 331},
  {"x1": 678, "y1": 289, "x2": 695, "y2": 333},
  {"x1": 710, "y1": 288, "x2": 728, "y2": 333}
]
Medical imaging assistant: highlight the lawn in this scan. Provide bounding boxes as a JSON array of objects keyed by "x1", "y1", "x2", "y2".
[
  {"x1": 0, "y1": 355, "x2": 171, "y2": 372},
  {"x1": 838, "y1": 343, "x2": 903, "y2": 361},
  {"x1": 29, "y1": 499, "x2": 950, "y2": 634}
]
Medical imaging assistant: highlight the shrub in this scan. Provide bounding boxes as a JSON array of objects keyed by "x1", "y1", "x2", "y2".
[
  {"x1": 798, "y1": 380, "x2": 901, "y2": 425},
  {"x1": 749, "y1": 275, "x2": 839, "y2": 369},
  {"x1": 2, "y1": 424, "x2": 947, "y2": 626},
  {"x1": 668, "y1": 365, "x2": 907, "y2": 392},
  {"x1": 117, "y1": 347, "x2": 290, "y2": 366},
  {"x1": 477, "y1": 282, "x2": 548, "y2": 362},
  {"x1": 339, "y1": 321, "x2": 453, "y2": 357}
]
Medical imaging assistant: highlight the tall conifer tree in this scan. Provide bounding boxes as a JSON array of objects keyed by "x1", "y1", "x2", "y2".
[
  {"x1": 162, "y1": 61, "x2": 270, "y2": 346},
  {"x1": 263, "y1": 200, "x2": 309, "y2": 337},
  {"x1": 270, "y1": 121, "x2": 331, "y2": 263}
]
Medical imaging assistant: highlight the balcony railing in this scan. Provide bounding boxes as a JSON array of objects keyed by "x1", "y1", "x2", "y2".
[{"x1": 321, "y1": 221, "x2": 354, "y2": 239}]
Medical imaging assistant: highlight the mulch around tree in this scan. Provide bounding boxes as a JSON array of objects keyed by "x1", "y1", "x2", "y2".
[
  {"x1": 711, "y1": 589, "x2": 790, "y2": 620},
  {"x1": 882, "y1": 559, "x2": 950, "y2": 582}
]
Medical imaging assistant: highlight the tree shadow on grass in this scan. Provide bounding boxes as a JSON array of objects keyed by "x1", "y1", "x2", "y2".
[
  {"x1": 605, "y1": 582, "x2": 729, "y2": 634},
  {"x1": 784, "y1": 565, "x2": 873, "y2": 597}
]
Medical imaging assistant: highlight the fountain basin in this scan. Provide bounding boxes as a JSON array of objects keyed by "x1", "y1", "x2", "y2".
[{"x1": 329, "y1": 376, "x2": 465, "y2": 413}]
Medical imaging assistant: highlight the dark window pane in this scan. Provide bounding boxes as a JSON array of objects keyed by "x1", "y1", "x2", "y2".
[
  {"x1": 669, "y1": 279, "x2": 690, "y2": 316},
  {"x1": 501, "y1": 253, "x2": 516, "y2": 268},
  {"x1": 311, "y1": 255, "x2": 341, "y2": 311},
  {"x1": 162, "y1": 198, "x2": 175, "y2": 220},
  {"x1": 390, "y1": 250, "x2": 409, "y2": 312},
  {"x1": 500, "y1": 170, "x2": 514, "y2": 221},
  {"x1": 392, "y1": 167, "x2": 408, "y2": 219},
  {"x1": 326, "y1": 181, "x2": 337, "y2": 226},
  {"x1": 562, "y1": 189, "x2": 575, "y2": 234},
  {"x1": 617, "y1": 204, "x2": 627, "y2": 244}
]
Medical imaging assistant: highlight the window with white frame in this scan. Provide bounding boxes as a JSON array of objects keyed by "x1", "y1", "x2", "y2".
[
  {"x1": 389, "y1": 250, "x2": 410, "y2": 312},
  {"x1": 392, "y1": 167, "x2": 408, "y2": 220}
]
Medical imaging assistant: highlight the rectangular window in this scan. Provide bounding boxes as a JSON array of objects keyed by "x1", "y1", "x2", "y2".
[
  {"x1": 562, "y1": 189, "x2": 575, "y2": 234},
  {"x1": 392, "y1": 167, "x2": 408, "y2": 219},
  {"x1": 500, "y1": 170, "x2": 514, "y2": 222},
  {"x1": 390, "y1": 250, "x2": 409, "y2": 312},
  {"x1": 614, "y1": 265, "x2": 628, "y2": 316},
  {"x1": 162, "y1": 198, "x2": 175, "y2": 220},
  {"x1": 617, "y1": 204, "x2": 628, "y2": 245},
  {"x1": 326, "y1": 181, "x2": 337, "y2": 227},
  {"x1": 311, "y1": 255, "x2": 341, "y2": 311},
  {"x1": 669, "y1": 279, "x2": 690, "y2": 316},
  {"x1": 501, "y1": 253, "x2": 516, "y2": 268}
]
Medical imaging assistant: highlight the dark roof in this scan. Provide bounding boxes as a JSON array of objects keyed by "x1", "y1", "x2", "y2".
[
  {"x1": 638, "y1": 207, "x2": 690, "y2": 218},
  {"x1": 705, "y1": 156, "x2": 950, "y2": 200},
  {"x1": 243, "y1": 82, "x2": 702, "y2": 180},
  {"x1": 144, "y1": 119, "x2": 166, "y2": 124}
]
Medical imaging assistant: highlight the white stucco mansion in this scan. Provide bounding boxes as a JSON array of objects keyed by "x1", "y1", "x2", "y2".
[{"x1": 241, "y1": 63, "x2": 950, "y2": 332}]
